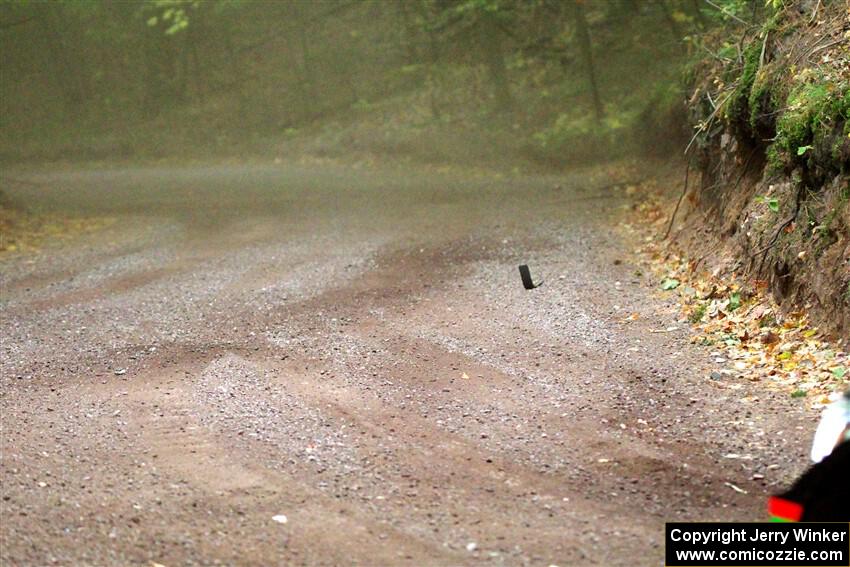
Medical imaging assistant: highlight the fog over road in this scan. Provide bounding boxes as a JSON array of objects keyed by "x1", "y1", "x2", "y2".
[{"x1": 1, "y1": 162, "x2": 811, "y2": 565}]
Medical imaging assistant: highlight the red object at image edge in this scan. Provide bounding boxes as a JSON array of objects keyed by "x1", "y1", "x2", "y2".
[{"x1": 768, "y1": 496, "x2": 803, "y2": 521}]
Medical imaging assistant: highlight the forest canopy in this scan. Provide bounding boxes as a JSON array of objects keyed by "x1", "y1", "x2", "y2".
[{"x1": 0, "y1": 0, "x2": 774, "y2": 163}]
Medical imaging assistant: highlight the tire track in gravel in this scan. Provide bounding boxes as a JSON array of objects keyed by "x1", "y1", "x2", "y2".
[
  {"x1": 138, "y1": 238, "x2": 691, "y2": 562},
  {"x1": 123, "y1": 355, "x2": 468, "y2": 566},
  {"x1": 93, "y1": 236, "x2": 663, "y2": 564},
  {"x1": 131, "y1": 347, "x2": 613, "y2": 564},
  {"x1": 241, "y1": 230, "x2": 808, "y2": 560}
]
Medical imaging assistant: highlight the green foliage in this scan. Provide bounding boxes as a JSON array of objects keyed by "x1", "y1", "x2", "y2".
[
  {"x1": 701, "y1": 6, "x2": 848, "y2": 178},
  {"x1": 767, "y1": 197, "x2": 779, "y2": 212},
  {"x1": 726, "y1": 41, "x2": 761, "y2": 125},
  {"x1": 703, "y1": 0, "x2": 754, "y2": 23},
  {"x1": 728, "y1": 291, "x2": 741, "y2": 311},
  {"x1": 145, "y1": 0, "x2": 199, "y2": 35},
  {"x1": 754, "y1": 195, "x2": 780, "y2": 212},
  {"x1": 533, "y1": 111, "x2": 632, "y2": 156}
]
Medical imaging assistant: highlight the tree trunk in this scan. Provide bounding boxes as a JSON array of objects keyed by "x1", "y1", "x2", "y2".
[
  {"x1": 298, "y1": 24, "x2": 319, "y2": 119},
  {"x1": 187, "y1": 8, "x2": 205, "y2": 104},
  {"x1": 38, "y1": 4, "x2": 86, "y2": 118},
  {"x1": 571, "y1": 0, "x2": 603, "y2": 122},
  {"x1": 142, "y1": 28, "x2": 171, "y2": 117},
  {"x1": 224, "y1": 24, "x2": 248, "y2": 121},
  {"x1": 659, "y1": 0, "x2": 684, "y2": 48},
  {"x1": 396, "y1": 2, "x2": 419, "y2": 66},
  {"x1": 416, "y1": 1, "x2": 442, "y2": 120},
  {"x1": 689, "y1": 0, "x2": 708, "y2": 28},
  {"x1": 426, "y1": 28, "x2": 441, "y2": 120},
  {"x1": 480, "y1": 15, "x2": 513, "y2": 112}
]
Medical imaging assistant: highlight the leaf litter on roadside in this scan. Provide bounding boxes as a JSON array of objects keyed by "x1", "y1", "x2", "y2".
[{"x1": 619, "y1": 182, "x2": 848, "y2": 410}]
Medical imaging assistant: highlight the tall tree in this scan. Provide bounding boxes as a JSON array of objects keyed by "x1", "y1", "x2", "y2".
[
  {"x1": 479, "y1": 10, "x2": 513, "y2": 111},
  {"x1": 570, "y1": 0, "x2": 603, "y2": 121}
]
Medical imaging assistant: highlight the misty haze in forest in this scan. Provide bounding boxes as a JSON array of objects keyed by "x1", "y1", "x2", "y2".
[{"x1": 1, "y1": 0, "x2": 699, "y2": 165}]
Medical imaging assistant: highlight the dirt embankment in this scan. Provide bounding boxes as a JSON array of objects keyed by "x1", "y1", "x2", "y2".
[{"x1": 682, "y1": 1, "x2": 849, "y2": 335}]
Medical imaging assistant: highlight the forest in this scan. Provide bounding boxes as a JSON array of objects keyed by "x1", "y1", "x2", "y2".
[{"x1": 1, "y1": 0, "x2": 716, "y2": 162}]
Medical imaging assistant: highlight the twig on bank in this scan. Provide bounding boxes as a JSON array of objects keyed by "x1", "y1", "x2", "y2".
[
  {"x1": 791, "y1": 36, "x2": 846, "y2": 68},
  {"x1": 809, "y1": 0, "x2": 822, "y2": 25},
  {"x1": 730, "y1": 147, "x2": 758, "y2": 192},
  {"x1": 809, "y1": 37, "x2": 847, "y2": 57},
  {"x1": 685, "y1": 88, "x2": 734, "y2": 155},
  {"x1": 664, "y1": 159, "x2": 691, "y2": 240},
  {"x1": 753, "y1": 185, "x2": 804, "y2": 273},
  {"x1": 703, "y1": 0, "x2": 750, "y2": 26},
  {"x1": 699, "y1": 44, "x2": 733, "y2": 65},
  {"x1": 758, "y1": 28, "x2": 769, "y2": 70}
]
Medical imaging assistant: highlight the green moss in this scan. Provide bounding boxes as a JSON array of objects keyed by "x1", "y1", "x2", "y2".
[
  {"x1": 726, "y1": 41, "x2": 762, "y2": 125},
  {"x1": 722, "y1": 13, "x2": 787, "y2": 134},
  {"x1": 771, "y1": 77, "x2": 849, "y2": 172},
  {"x1": 748, "y1": 66, "x2": 775, "y2": 131},
  {"x1": 703, "y1": 11, "x2": 848, "y2": 176},
  {"x1": 766, "y1": 144, "x2": 783, "y2": 171}
]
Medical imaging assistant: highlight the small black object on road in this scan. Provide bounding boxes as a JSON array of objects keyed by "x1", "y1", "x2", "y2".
[{"x1": 518, "y1": 265, "x2": 542, "y2": 290}]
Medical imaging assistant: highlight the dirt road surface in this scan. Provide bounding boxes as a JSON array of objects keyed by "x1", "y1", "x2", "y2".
[{"x1": 1, "y1": 162, "x2": 813, "y2": 566}]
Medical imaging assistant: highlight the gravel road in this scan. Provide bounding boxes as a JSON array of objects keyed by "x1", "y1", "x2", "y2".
[{"x1": 0, "y1": 162, "x2": 814, "y2": 566}]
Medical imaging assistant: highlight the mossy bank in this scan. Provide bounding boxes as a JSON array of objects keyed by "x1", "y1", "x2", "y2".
[{"x1": 683, "y1": 0, "x2": 849, "y2": 334}]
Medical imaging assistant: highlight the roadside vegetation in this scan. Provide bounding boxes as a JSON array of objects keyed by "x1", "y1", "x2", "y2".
[{"x1": 681, "y1": 0, "x2": 848, "y2": 334}]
